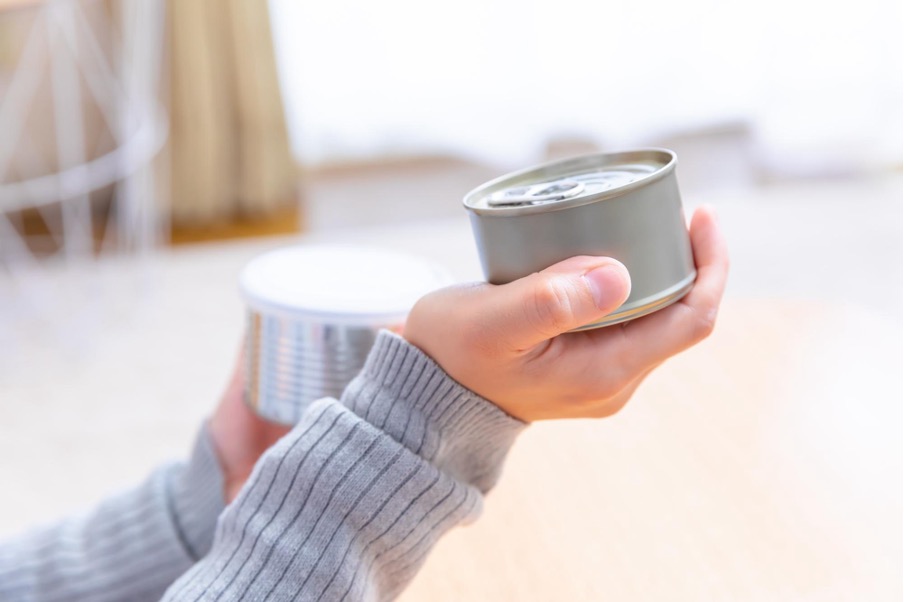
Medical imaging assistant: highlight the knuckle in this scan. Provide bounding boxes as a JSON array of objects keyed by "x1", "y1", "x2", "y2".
[
  {"x1": 526, "y1": 277, "x2": 574, "y2": 336},
  {"x1": 692, "y1": 307, "x2": 718, "y2": 341},
  {"x1": 587, "y1": 399, "x2": 630, "y2": 419},
  {"x1": 678, "y1": 301, "x2": 718, "y2": 344},
  {"x1": 573, "y1": 371, "x2": 627, "y2": 408},
  {"x1": 563, "y1": 387, "x2": 629, "y2": 419},
  {"x1": 590, "y1": 382, "x2": 621, "y2": 402}
]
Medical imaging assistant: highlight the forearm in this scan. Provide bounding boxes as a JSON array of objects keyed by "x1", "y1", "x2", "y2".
[
  {"x1": 0, "y1": 427, "x2": 225, "y2": 602},
  {"x1": 164, "y1": 332, "x2": 526, "y2": 601}
]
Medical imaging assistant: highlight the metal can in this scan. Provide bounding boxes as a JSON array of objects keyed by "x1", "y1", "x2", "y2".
[
  {"x1": 462, "y1": 148, "x2": 695, "y2": 329},
  {"x1": 240, "y1": 244, "x2": 453, "y2": 424}
]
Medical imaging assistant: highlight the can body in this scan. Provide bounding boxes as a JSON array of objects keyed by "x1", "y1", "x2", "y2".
[
  {"x1": 240, "y1": 244, "x2": 453, "y2": 424},
  {"x1": 464, "y1": 149, "x2": 695, "y2": 329},
  {"x1": 245, "y1": 312, "x2": 388, "y2": 425}
]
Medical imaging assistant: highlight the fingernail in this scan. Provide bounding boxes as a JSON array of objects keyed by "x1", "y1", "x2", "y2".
[{"x1": 582, "y1": 262, "x2": 631, "y2": 311}]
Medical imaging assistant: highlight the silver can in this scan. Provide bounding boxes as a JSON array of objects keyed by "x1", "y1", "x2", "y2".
[
  {"x1": 240, "y1": 244, "x2": 453, "y2": 424},
  {"x1": 463, "y1": 149, "x2": 695, "y2": 329}
]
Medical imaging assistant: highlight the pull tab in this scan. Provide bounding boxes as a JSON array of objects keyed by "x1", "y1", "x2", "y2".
[{"x1": 486, "y1": 179, "x2": 585, "y2": 207}]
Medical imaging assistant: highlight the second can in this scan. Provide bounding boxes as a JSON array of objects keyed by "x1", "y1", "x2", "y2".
[{"x1": 462, "y1": 148, "x2": 696, "y2": 329}]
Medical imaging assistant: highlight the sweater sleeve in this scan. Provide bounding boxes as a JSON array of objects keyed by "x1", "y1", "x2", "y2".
[
  {"x1": 162, "y1": 331, "x2": 527, "y2": 602},
  {"x1": 0, "y1": 425, "x2": 226, "y2": 602}
]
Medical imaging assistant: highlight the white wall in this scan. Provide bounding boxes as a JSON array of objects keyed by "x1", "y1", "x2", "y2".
[{"x1": 269, "y1": 0, "x2": 902, "y2": 174}]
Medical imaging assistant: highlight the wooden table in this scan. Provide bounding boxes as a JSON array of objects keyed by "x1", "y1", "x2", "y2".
[{"x1": 400, "y1": 298, "x2": 902, "y2": 601}]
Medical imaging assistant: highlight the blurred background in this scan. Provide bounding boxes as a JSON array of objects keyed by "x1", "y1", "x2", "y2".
[{"x1": 0, "y1": 0, "x2": 901, "y2": 592}]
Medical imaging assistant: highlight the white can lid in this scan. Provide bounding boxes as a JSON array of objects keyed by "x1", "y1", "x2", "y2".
[{"x1": 239, "y1": 244, "x2": 454, "y2": 325}]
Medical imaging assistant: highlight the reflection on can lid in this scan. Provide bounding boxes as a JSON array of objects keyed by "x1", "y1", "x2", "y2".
[
  {"x1": 486, "y1": 179, "x2": 586, "y2": 207},
  {"x1": 464, "y1": 148, "x2": 676, "y2": 216}
]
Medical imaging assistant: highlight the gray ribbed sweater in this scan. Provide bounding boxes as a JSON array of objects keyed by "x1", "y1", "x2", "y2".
[{"x1": 0, "y1": 332, "x2": 526, "y2": 601}]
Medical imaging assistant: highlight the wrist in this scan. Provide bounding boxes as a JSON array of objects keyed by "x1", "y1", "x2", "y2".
[{"x1": 341, "y1": 331, "x2": 527, "y2": 492}]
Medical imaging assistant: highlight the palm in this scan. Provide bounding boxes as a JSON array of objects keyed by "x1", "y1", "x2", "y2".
[{"x1": 208, "y1": 350, "x2": 291, "y2": 503}]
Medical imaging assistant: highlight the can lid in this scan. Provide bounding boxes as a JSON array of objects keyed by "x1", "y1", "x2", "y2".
[
  {"x1": 464, "y1": 148, "x2": 676, "y2": 216},
  {"x1": 239, "y1": 245, "x2": 454, "y2": 325},
  {"x1": 485, "y1": 179, "x2": 588, "y2": 207}
]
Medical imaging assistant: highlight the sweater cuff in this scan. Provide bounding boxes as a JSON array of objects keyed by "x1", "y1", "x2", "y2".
[
  {"x1": 340, "y1": 331, "x2": 527, "y2": 492},
  {"x1": 168, "y1": 423, "x2": 227, "y2": 560}
]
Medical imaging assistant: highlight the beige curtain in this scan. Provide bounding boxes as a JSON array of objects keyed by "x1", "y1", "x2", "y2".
[{"x1": 167, "y1": 0, "x2": 296, "y2": 226}]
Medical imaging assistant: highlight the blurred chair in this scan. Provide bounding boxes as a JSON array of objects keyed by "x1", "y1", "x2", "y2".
[
  {"x1": 0, "y1": 0, "x2": 165, "y2": 261},
  {"x1": 0, "y1": 0, "x2": 167, "y2": 355},
  {"x1": 0, "y1": 0, "x2": 300, "y2": 361}
]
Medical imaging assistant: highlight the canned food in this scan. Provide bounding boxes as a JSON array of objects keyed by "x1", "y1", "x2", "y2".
[
  {"x1": 240, "y1": 244, "x2": 453, "y2": 424},
  {"x1": 463, "y1": 149, "x2": 695, "y2": 329}
]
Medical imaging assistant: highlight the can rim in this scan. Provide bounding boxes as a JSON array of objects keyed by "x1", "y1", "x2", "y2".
[
  {"x1": 462, "y1": 148, "x2": 676, "y2": 217},
  {"x1": 239, "y1": 244, "x2": 454, "y2": 325}
]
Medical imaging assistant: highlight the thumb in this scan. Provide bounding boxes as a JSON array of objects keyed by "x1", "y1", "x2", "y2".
[{"x1": 486, "y1": 256, "x2": 631, "y2": 351}]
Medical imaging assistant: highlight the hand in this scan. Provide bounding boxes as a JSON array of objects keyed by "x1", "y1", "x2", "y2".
[
  {"x1": 208, "y1": 347, "x2": 292, "y2": 503},
  {"x1": 404, "y1": 206, "x2": 729, "y2": 422}
]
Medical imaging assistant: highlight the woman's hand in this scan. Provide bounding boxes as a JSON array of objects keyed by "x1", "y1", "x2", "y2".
[
  {"x1": 404, "y1": 206, "x2": 729, "y2": 422},
  {"x1": 207, "y1": 349, "x2": 292, "y2": 503}
]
